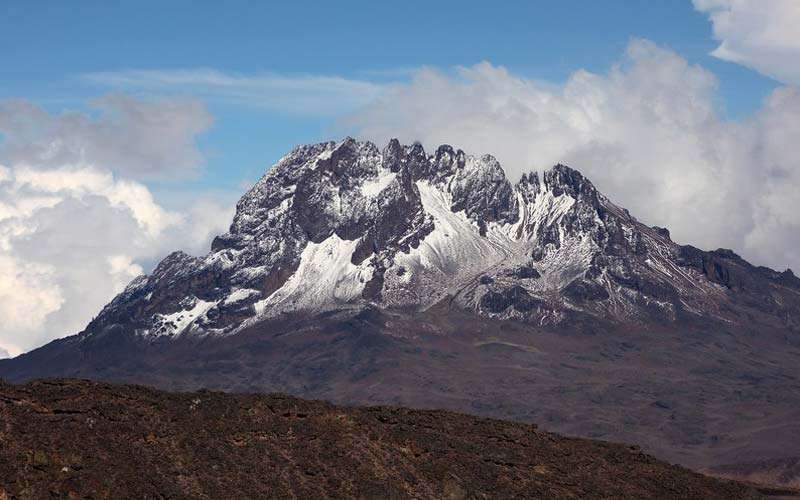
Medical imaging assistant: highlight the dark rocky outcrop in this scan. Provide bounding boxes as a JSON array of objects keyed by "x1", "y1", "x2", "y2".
[
  {"x1": 563, "y1": 278, "x2": 611, "y2": 302},
  {"x1": 480, "y1": 285, "x2": 546, "y2": 313}
]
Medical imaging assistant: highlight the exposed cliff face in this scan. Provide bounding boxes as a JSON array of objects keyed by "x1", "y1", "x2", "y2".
[{"x1": 69, "y1": 138, "x2": 800, "y2": 341}]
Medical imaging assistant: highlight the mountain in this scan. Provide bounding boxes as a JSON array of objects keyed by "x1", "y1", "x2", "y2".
[
  {"x1": 2, "y1": 138, "x2": 800, "y2": 478},
  {"x1": 12, "y1": 136, "x2": 800, "y2": 336},
  {"x1": 0, "y1": 378, "x2": 778, "y2": 499}
]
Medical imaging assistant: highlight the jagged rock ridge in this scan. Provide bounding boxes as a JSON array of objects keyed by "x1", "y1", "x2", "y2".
[{"x1": 79, "y1": 138, "x2": 800, "y2": 341}]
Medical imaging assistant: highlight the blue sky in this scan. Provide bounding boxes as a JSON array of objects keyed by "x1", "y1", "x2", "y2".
[
  {"x1": 0, "y1": 0, "x2": 779, "y2": 193},
  {"x1": 2, "y1": 0, "x2": 800, "y2": 356}
]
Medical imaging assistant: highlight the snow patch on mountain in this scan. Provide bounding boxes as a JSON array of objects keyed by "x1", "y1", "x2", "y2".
[
  {"x1": 254, "y1": 233, "x2": 373, "y2": 315},
  {"x1": 381, "y1": 181, "x2": 510, "y2": 308},
  {"x1": 223, "y1": 288, "x2": 261, "y2": 305},
  {"x1": 526, "y1": 189, "x2": 577, "y2": 239},
  {"x1": 414, "y1": 181, "x2": 506, "y2": 273},
  {"x1": 151, "y1": 297, "x2": 217, "y2": 337},
  {"x1": 360, "y1": 168, "x2": 397, "y2": 198}
]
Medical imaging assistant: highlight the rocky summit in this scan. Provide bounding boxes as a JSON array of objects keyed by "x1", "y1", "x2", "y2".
[
  {"x1": 0, "y1": 379, "x2": 775, "y2": 499},
  {"x1": 13, "y1": 137, "x2": 800, "y2": 336},
  {"x1": 2, "y1": 138, "x2": 800, "y2": 482}
]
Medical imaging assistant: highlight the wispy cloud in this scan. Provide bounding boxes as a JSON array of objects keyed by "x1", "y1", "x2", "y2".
[
  {"x1": 693, "y1": 0, "x2": 800, "y2": 85},
  {"x1": 82, "y1": 69, "x2": 387, "y2": 116},
  {"x1": 0, "y1": 94, "x2": 212, "y2": 180},
  {"x1": 355, "y1": 67, "x2": 421, "y2": 79}
]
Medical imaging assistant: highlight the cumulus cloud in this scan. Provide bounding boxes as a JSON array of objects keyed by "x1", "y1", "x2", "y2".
[
  {"x1": 0, "y1": 166, "x2": 233, "y2": 356},
  {"x1": 82, "y1": 69, "x2": 384, "y2": 116},
  {"x1": 694, "y1": 0, "x2": 800, "y2": 84},
  {"x1": 346, "y1": 39, "x2": 800, "y2": 273},
  {"x1": 0, "y1": 96, "x2": 232, "y2": 356},
  {"x1": 0, "y1": 94, "x2": 212, "y2": 179}
]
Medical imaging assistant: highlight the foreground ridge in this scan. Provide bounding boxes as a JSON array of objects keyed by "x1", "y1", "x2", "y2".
[{"x1": 0, "y1": 379, "x2": 767, "y2": 499}]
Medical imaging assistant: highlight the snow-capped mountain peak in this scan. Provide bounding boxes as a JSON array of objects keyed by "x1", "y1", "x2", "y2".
[{"x1": 83, "y1": 138, "x2": 800, "y2": 340}]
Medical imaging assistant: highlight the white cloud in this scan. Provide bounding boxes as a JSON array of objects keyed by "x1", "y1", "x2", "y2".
[
  {"x1": 12, "y1": 165, "x2": 181, "y2": 237},
  {"x1": 0, "y1": 346, "x2": 9, "y2": 359},
  {"x1": 694, "y1": 0, "x2": 800, "y2": 84},
  {"x1": 346, "y1": 39, "x2": 800, "y2": 273},
  {"x1": 83, "y1": 68, "x2": 385, "y2": 116},
  {"x1": 0, "y1": 94, "x2": 212, "y2": 179},
  {"x1": 0, "y1": 97, "x2": 233, "y2": 356},
  {"x1": 0, "y1": 166, "x2": 233, "y2": 355},
  {"x1": 0, "y1": 253, "x2": 63, "y2": 357}
]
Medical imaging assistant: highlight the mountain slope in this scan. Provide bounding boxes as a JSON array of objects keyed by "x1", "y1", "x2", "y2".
[
  {"x1": 0, "y1": 379, "x2": 771, "y2": 499},
  {"x1": 2, "y1": 138, "x2": 800, "y2": 478},
  {"x1": 709, "y1": 457, "x2": 800, "y2": 491}
]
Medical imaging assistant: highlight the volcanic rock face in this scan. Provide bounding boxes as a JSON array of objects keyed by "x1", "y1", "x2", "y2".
[
  {"x1": 3, "y1": 138, "x2": 800, "y2": 478},
  {"x1": 68, "y1": 138, "x2": 800, "y2": 340}
]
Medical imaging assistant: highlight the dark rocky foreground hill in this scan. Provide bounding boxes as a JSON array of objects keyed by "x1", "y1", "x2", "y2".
[{"x1": 0, "y1": 379, "x2": 789, "y2": 500}]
